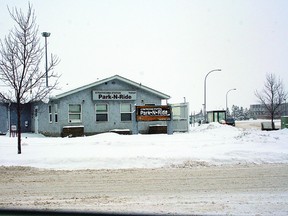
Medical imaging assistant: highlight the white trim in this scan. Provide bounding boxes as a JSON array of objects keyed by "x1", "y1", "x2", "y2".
[
  {"x1": 54, "y1": 104, "x2": 58, "y2": 123},
  {"x1": 48, "y1": 105, "x2": 52, "y2": 123}
]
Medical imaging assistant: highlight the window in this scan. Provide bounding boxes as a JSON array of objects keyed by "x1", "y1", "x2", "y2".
[
  {"x1": 96, "y1": 104, "x2": 108, "y2": 122},
  {"x1": 69, "y1": 104, "x2": 82, "y2": 123},
  {"x1": 54, "y1": 104, "x2": 58, "y2": 123},
  {"x1": 48, "y1": 105, "x2": 52, "y2": 123},
  {"x1": 121, "y1": 103, "x2": 132, "y2": 121}
]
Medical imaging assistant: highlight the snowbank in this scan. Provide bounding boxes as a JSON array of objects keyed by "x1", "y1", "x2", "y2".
[{"x1": 0, "y1": 122, "x2": 287, "y2": 170}]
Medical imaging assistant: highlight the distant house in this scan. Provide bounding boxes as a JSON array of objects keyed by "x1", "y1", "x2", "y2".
[{"x1": 0, "y1": 75, "x2": 189, "y2": 136}]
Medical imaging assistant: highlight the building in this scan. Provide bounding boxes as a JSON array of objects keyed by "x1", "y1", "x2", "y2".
[
  {"x1": 250, "y1": 103, "x2": 288, "y2": 119},
  {"x1": 0, "y1": 75, "x2": 189, "y2": 136}
]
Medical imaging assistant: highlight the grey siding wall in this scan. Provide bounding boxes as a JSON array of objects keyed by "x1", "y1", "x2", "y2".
[
  {"x1": 37, "y1": 79, "x2": 166, "y2": 136},
  {"x1": 31, "y1": 102, "x2": 59, "y2": 136}
]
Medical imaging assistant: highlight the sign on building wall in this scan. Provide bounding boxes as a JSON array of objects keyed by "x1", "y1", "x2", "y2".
[
  {"x1": 92, "y1": 91, "x2": 136, "y2": 100},
  {"x1": 136, "y1": 105, "x2": 171, "y2": 121}
]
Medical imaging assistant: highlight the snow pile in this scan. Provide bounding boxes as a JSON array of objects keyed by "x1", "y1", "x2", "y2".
[{"x1": 0, "y1": 122, "x2": 287, "y2": 170}]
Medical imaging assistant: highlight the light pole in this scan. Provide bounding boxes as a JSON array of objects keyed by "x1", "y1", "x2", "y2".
[
  {"x1": 203, "y1": 69, "x2": 221, "y2": 123},
  {"x1": 226, "y1": 88, "x2": 236, "y2": 118},
  {"x1": 285, "y1": 99, "x2": 287, "y2": 116},
  {"x1": 42, "y1": 32, "x2": 51, "y2": 87}
]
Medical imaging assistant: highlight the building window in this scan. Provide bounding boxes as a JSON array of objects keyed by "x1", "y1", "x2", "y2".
[
  {"x1": 48, "y1": 105, "x2": 52, "y2": 123},
  {"x1": 69, "y1": 104, "x2": 82, "y2": 123},
  {"x1": 96, "y1": 104, "x2": 108, "y2": 122},
  {"x1": 54, "y1": 104, "x2": 58, "y2": 123},
  {"x1": 121, "y1": 103, "x2": 132, "y2": 121}
]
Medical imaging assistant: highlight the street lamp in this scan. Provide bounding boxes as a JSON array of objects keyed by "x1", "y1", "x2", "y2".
[
  {"x1": 42, "y1": 32, "x2": 51, "y2": 87},
  {"x1": 203, "y1": 69, "x2": 221, "y2": 123},
  {"x1": 226, "y1": 88, "x2": 236, "y2": 118}
]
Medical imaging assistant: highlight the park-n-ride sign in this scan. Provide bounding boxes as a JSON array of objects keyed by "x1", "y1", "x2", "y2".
[
  {"x1": 92, "y1": 91, "x2": 136, "y2": 100},
  {"x1": 136, "y1": 105, "x2": 171, "y2": 121}
]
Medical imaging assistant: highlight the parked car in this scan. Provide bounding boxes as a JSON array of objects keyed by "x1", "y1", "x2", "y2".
[{"x1": 226, "y1": 118, "x2": 235, "y2": 126}]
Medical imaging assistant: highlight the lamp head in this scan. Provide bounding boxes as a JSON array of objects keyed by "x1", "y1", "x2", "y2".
[{"x1": 42, "y1": 32, "x2": 51, "y2": 37}]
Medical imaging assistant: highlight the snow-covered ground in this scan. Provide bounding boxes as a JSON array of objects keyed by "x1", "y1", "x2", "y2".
[{"x1": 1, "y1": 121, "x2": 287, "y2": 170}]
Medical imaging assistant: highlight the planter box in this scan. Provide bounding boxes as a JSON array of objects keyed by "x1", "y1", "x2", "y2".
[
  {"x1": 149, "y1": 125, "x2": 167, "y2": 134},
  {"x1": 62, "y1": 126, "x2": 84, "y2": 137}
]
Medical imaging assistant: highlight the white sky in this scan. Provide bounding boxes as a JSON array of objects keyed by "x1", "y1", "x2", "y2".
[{"x1": 1, "y1": 0, "x2": 288, "y2": 112}]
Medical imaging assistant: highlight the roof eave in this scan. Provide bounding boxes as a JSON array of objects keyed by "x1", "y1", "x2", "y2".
[{"x1": 53, "y1": 75, "x2": 170, "y2": 100}]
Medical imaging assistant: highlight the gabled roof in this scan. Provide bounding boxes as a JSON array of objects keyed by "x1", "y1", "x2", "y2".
[{"x1": 53, "y1": 75, "x2": 170, "y2": 100}]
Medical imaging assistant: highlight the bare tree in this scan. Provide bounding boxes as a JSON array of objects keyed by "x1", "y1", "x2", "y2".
[
  {"x1": 0, "y1": 3, "x2": 60, "y2": 154},
  {"x1": 255, "y1": 73, "x2": 287, "y2": 129}
]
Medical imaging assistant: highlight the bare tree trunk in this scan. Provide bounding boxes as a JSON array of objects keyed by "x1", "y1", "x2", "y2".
[
  {"x1": 17, "y1": 99, "x2": 22, "y2": 154},
  {"x1": 271, "y1": 103, "x2": 274, "y2": 130},
  {"x1": 271, "y1": 114, "x2": 274, "y2": 130}
]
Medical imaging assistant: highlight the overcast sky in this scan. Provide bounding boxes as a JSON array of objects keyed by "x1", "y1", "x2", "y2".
[{"x1": 1, "y1": 0, "x2": 288, "y2": 112}]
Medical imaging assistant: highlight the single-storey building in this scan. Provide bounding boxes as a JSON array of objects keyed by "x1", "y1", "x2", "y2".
[{"x1": 0, "y1": 75, "x2": 189, "y2": 136}]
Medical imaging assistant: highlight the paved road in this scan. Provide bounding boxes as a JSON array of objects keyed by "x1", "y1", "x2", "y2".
[{"x1": 0, "y1": 164, "x2": 288, "y2": 215}]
